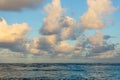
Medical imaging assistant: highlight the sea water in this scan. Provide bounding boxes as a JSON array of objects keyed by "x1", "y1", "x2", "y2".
[{"x1": 0, "y1": 63, "x2": 120, "y2": 80}]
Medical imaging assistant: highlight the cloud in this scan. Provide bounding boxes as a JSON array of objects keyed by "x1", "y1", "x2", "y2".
[
  {"x1": 40, "y1": 0, "x2": 82, "y2": 40},
  {"x1": 77, "y1": 0, "x2": 118, "y2": 59},
  {"x1": 0, "y1": 49, "x2": 25, "y2": 58},
  {"x1": 60, "y1": 16, "x2": 82, "y2": 40},
  {"x1": 88, "y1": 31, "x2": 103, "y2": 46},
  {"x1": 103, "y1": 35, "x2": 113, "y2": 40},
  {"x1": 85, "y1": 31, "x2": 117, "y2": 58},
  {"x1": 54, "y1": 41, "x2": 75, "y2": 54},
  {"x1": 80, "y1": 0, "x2": 115, "y2": 29},
  {"x1": 74, "y1": 42, "x2": 83, "y2": 54},
  {"x1": 45, "y1": 35, "x2": 57, "y2": 45},
  {"x1": 0, "y1": 40, "x2": 27, "y2": 52},
  {"x1": 61, "y1": 16, "x2": 76, "y2": 28},
  {"x1": 91, "y1": 44, "x2": 115, "y2": 53},
  {"x1": 0, "y1": 0, "x2": 119, "y2": 63},
  {"x1": 0, "y1": 0, "x2": 43, "y2": 11},
  {"x1": 27, "y1": 36, "x2": 76, "y2": 57},
  {"x1": 35, "y1": 35, "x2": 56, "y2": 51},
  {"x1": 91, "y1": 50, "x2": 117, "y2": 59},
  {"x1": 0, "y1": 18, "x2": 30, "y2": 52},
  {"x1": 0, "y1": 17, "x2": 3, "y2": 22},
  {"x1": 61, "y1": 27, "x2": 74, "y2": 40},
  {"x1": 0, "y1": 18, "x2": 30, "y2": 43},
  {"x1": 28, "y1": 35, "x2": 57, "y2": 54},
  {"x1": 40, "y1": 0, "x2": 63, "y2": 35},
  {"x1": 37, "y1": 0, "x2": 80, "y2": 56},
  {"x1": 86, "y1": 36, "x2": 119, "y2": 59},
  {"x1": 39, "y1": 0, "x2": 118, "y2": 59}
]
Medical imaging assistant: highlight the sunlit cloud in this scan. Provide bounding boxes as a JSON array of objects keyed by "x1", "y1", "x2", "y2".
[
  {"x1": 54, "y1": 41, "x2": 75, "y2": 54},
  {"x1": 0, "y1": 0, "x2": 119, "y2": 62},
  {"x1": 40, "y1": 0, "x2": 63, "y2": 35},
  {"x1": 80, "y1": 0, "x2": 116, "y2": 29},
  {"x1": 0, "y1": 17, "x2": 30, "y2": 52},
  {"x1": 88, "y1": 31, "x2": 103, "y2": 46}
]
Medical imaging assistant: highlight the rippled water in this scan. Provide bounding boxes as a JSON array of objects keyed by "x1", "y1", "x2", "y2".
[{"x1": 0, "y1": 63, "x2": 120, "y2": 80}]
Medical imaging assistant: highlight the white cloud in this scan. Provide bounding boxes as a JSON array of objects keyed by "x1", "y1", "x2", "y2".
[
  {"x1": 0, "y1": 0, "x2": 118, "y2": 62},
  {"x1": 0, "y1": 18, "x2": 30, "y2": 43},
  {"x1": 40, "y1": 0, "x2": 63, "y2": 35},
  {"x1": 80, "y1": 0, "x2": 115, "y2": 29},
  {"x1": 88, "y1": 31, "x2": 103, "y2": 46},
  {"x1": 0, "y1": 18, "x2": 30, "y2": 52},
  {"x1": 54, "y1": 41, "x2": 75, "y2": 54}
]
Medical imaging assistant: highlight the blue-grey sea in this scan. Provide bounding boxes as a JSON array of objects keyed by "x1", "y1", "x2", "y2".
[{"x1": 0, "y1": 63, "x2": 120, "y2": 80}]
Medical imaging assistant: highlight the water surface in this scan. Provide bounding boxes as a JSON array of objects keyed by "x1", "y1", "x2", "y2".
[{"x1": 0, "y1": 63, "x2": 120, "y2": 80}]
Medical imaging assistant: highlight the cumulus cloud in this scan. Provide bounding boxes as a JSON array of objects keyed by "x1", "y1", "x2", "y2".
[
  {"x1": 74, "y1": 42, "x2": 83, "y2": 54},
  {"x1": 35, "y1": 35, "x2": 56, "y2": 51},
  {"x1": 61, "y1": 27, "x2": 74, "y2": 40},
  {"x1": 0, "y1": 40, "x2": 28, "y2": 52},
  {"x1": 38, "y1": 0, "x2": 118, "y2": 59},
  {"x1": 60, "y1": 16, "x2": 81, "y2": 40},
  {"x1": 85, "y1": 30, "x2": 117, "y2": 58},
  {"x1": 27, "y1": 35, "x2": 57, "y2": 54},
  {"x1": 40, "y1": 0, "x2": 83, "y2": 41},
  {"x1": 54, "y1": 41, "x2": 75, "y2": 54},
  {"x1": 61, "y1": 16, "x2": 77, "y2": 28},
  {"x1": 92, "y1": 50, "x2": 117, "y2": 59},
  {"x1": 77, "y1": 0, "x2": 118, "y2": 59},
  {"x1": 103, "y1": 35, "x2": 113, "y2": 40},
  {"x1": 86, "y1": 36, "x2": 118, "y2": 58},
  {"x1": 88, "y1": 31, "x2": 103, "y2": 46},
  {"x1": 27, "y1": 37, "x2": 75, "y2": 57},
  {"x1": 36, "y1": 0, "x2": 80, "y2": 56},
  {"x1": 0, "y1": 0, "x2": 43, "y2": 11},
  {"x1": 91, "y1": 44, "x2": 115, "y2": 53},
  {"x1": 0, "y1": 17, "x2": 3, "y2": 22},
  {"x1": 0, "y1": 18, "x2": 30, "y2": 52},
  {"x1": 0, "y1": 18, "x2": 30, "y2": 43},
  {"x1": 40, "y1": 0, "x2": 63, "y2": 35},
  {"x1": 0, "y1": 49, "x2": 25, "y2": 58},
  {"x1": 80, "y1": 0, "x2": 115, "y2": 29},
  {"x1": 0, "y1": 0, "x2": 118, "y2": 61}
]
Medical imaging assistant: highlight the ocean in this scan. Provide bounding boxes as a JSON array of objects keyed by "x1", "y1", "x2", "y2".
[{"x1": 0, "y1": 63, "x2": 120, "y2": 80}]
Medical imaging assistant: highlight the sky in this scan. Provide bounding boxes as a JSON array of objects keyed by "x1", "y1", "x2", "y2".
[{"x1": 0, "y1": 0, "x2": 120, "y2": 63}]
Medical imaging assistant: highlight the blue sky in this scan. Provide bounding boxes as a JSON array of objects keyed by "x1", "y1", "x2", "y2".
[
  {"x1": 0, "y1": 0, "x2": 88, "y2": 38},
  {"x1": 0, "y1": 0, "x2": 120, "y2": 63},
  {"x1": 0, "y1": 0, "x2": 119, "y2": 38}
]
